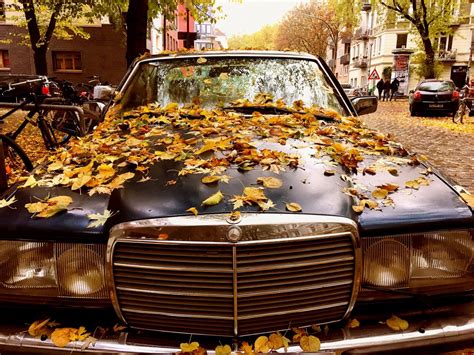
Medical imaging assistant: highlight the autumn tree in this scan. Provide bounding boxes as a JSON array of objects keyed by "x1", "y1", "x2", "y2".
[
  {"x1": 11, "y1": 1, "x2": 92, "y2": 75},
  {"x1": 228, "y1": 24, "x2": 278, "y2": 50},
  {"x1": 274, "y1": 0, "x2": 351, "y2": 71},
  {"x1": 375, "y1": 0, "x2": 467, "y2": 79}
]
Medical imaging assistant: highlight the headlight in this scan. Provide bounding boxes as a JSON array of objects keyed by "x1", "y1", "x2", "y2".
[
  {"x1": 0, "y1": 241, "x2": 108, "y2": 302},
  {"x1": 362, "y1": 230, "x2": 473, "y2": 293}
]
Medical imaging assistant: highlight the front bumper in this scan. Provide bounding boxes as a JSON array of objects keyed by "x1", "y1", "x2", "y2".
[{"x1": 0, "y1": 303, "x2": 473, "y2": 354}]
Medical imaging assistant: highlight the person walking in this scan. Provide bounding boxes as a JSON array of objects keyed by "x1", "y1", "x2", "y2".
[
  {"x1": 383, "y1": 79, "x2": 391, "y2": 101},
  {"x1": 390, "y1": 77, "x2": 400, "y2": 101},
  {"x1": 376, "y1": 79, "x2": 384, "y2": 100}
]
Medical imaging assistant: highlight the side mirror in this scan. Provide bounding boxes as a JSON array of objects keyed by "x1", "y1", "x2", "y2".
[
  {"x1": 351, "y1": 95, "x2": 378, "y2": 116},
  {"x1": 93, "y1": 85, "x2": 115, "y2": 101}
]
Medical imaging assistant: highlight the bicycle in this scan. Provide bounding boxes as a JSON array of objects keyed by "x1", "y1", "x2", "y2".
[
  {"x1": 0, "y1": 134, "x2": 33, "y2": 186},
  {"x1": 453, "y1": 96, "x2": 471, "y2": 124}
]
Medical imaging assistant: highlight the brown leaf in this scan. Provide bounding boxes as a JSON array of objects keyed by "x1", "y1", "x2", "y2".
[{"x1": 286, "y1": 202, "x2": 302, "y2": 212}]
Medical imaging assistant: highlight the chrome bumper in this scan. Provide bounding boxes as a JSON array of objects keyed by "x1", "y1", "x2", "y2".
[{"x1": 0, "y1": 303, "x2": 473, "y2": 354}]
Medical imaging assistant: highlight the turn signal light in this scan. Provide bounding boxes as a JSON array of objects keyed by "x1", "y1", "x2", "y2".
[
  {"x1": 413, "y1": 91, "x2": 422, "y2": 100},
  {"x1": 41, "y1": 85, "x2": 50, "y2": 95}
]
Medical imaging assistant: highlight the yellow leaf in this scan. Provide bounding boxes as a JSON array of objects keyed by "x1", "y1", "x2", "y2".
[
  {"x1": 71, "y1": 174, "x2": 92, "y2": 190},
  {"x1": 405, "y1": 179, "x2": 420, "y2": 189},
  {"x1": 21, "y1": 175, "x2": 37, "y2": 188},
  {"x1": 51, "y1": 328, "x2": 75, "y2": 347},
  {"x1": 268, "y1": 332, "x2": 289, "y2": 351},
  {"x1": 180, "y1": 342, "x2": 200, "y2": 353},
  {"x1": 387, "y1": 167, "x2": 398, "y2": 176},
  {"x1": 107, "y1": 172, "x2": 135, "y2": 190},
  {"x1": 372, "y1": 188, "x2": 388, "y2": 200},
  {"x1": 254, "y1": 335, "x2": 270, "y2": 353},
  {"x1": 378, "y1": 183, "x2": 399, "y2": 192},
  {"x1": 197, "y1": 57, "x2": 207, "y2": 64},
  {"x1": 47, "y1": 161, "x2": 63, "y2": 172},
  {"x1": 28, "y1": 318, "x2": 50, "y2": 337},
  {"x1": 386, "y1": 315, "x2": 409, "y2": 331},
  {"x1": 0, "y1": 195, "x2": 17, "y2": 209},
  {"x1": 186, "y1": 207, "x2": 198, "y2": 215},
  {"x1": 87, "y1": 209, "x2": 115, "y2": 228},
  {"x1": 97, "y1": 164, "x2": 116, "y2": 179},
  {"x1": 460, "y1": 192, "x2": 474, "y2": 208},
  {"x1": 299, "y1": 335, "x2": 320, "y2": 352},
  {"x1": 37, "y1": 196, "x2": 73, "y2": 218},
  {"x1": 352, "y1": 204, "x2": 364, "y2": 213},
  {"x1": 202, "y1": 190, "x2": 223, "y2": 206},
  {"x1": 201, "y1": 175, "x2": 221, "y2": 184},
  {"x1": 215, "y1": 344, "x2": 231, "y2": 355},
  {"x1": 292, "y1": 327, "x2": 306, "y2": 342},
  {"x1": 241, "y1": 341, "x2": 254, "y2": 355},
  {"x1": 257, "y1": 176, "x2": 283, "y2": 188},
  {"x1": 286, "y1": 202, "x2": 302, "y2": 212},
  {"x1": 25, "y1": 201, "x2": 48, "y2": 214},
  {"x1": 243, "y1": 187, "x2": 267, "y2": 201},
  {"x1": 348, "y1": 318, "x2": 360, "y2": 328}
]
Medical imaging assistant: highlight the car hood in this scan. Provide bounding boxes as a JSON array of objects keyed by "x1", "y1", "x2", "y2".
[{"x1": 0, "y1": 108, "x2": 472, "y2": 242}]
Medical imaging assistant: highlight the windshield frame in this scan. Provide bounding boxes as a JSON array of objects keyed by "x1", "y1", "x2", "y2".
[{"x1": 115, "y1": 52, "x2": 355, "y2": 117}]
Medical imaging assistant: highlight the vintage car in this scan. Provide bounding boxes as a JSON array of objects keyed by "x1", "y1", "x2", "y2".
[{"x1": 0, "y1": 51, "x2": 472, "y2": 354}]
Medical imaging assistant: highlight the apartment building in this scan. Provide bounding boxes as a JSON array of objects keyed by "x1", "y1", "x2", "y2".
[
  {"x1": 334, "y1": 2, "x2": 474, "y2": 95},
  {"x1": 0, "y1": 1, "x2": 127, "y2": 84}
]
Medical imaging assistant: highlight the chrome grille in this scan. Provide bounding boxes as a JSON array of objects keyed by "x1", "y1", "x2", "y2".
[{"x1": 109, "y1": 215, "x2": 359, "y2": 336}]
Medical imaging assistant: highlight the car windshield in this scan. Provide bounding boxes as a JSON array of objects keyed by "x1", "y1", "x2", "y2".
[
  {"x1": 119, "y1": 56, "x2": 346, "y2": 114},
  {"x1": 418, "y1": 81, "x2": 454, "y2": 92}
]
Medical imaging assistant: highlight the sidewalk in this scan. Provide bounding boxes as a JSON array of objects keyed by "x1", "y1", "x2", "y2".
[{"x1": 361, "y1": 101, "x2": 474, "y2": 192}]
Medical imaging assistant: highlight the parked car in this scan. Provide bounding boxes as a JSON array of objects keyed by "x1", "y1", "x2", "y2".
[
  {"x1": 341, "y1": 83, "x2": 362, "y2": 97},
  {"x1": 409, "y1": 79, "x2": 460, "y2": 117},
  {"x1": 0, "y1": 51, "x2": 472, "y2": 354}
]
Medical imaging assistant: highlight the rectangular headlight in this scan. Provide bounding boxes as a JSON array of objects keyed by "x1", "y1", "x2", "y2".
[
  {"x1": 0, "y1": 241, "x2": 108, "y2": 301},
  {"x1": 361, "y1": 230, "x2": 473, "y2": 292}
]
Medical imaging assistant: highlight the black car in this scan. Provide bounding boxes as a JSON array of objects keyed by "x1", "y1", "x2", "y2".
[
  {"x1": 409, "y1": 79, "x2": 460, "y2": 116},
  {"x1": 0, "y1": 51, "x2": 472, "y2": 354}
]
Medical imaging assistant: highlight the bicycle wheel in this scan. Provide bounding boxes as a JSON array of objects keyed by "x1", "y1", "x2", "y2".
[
  {"x1": 0, "y1": 134, "x2": 33, "y2": 184},
  {"x1": 44, "y1": 110, "x2": 82, "y2": 145}
]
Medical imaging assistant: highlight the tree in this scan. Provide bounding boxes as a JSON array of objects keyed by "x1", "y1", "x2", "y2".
[
  {"x1": 274, "y1": 0, "x2": 350, "y2": 71},
  {"x1": 377, "y1": 0, "x2": 465, "y2": 79},
  {"x1": 12, "y1": 1, "x2": 91, "y2": 75},
  {"x1": 97, "y1": 0, "x2": 219, "y2": 67},
  {"x1": 228, "y1": 24, "x2": 278, "y2": 50}
]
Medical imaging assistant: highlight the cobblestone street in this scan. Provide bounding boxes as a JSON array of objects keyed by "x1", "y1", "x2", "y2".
[{"x1": 361, "y1": 100, "x2": 474, "y2": 192}]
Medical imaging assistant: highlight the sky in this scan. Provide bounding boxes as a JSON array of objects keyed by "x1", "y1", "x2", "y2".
[{"x1": 215, "y1": 0, "x2": 305, "y2": 36}]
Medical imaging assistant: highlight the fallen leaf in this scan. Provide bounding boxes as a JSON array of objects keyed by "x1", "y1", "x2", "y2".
[
  {"x1": 28, "y1": 318, "x2": 50, "y2": 337},
  {"x1": 348, "y1": 318, "x2": 360, "y2": 328},
  {"x1": 201, "y1": 175, "x2": 221, "y2": 184},
  {"x1": 25, "y1": 196, "x2": 73, "y2": 218},
  {"x1": 286, "y1": 202, "x2": 302, "y2": 212},
  {"x1": 180, "y1": 342, "x2": 200, "y2": 353},
  {"x1": 215, "y1": 344, "x2": 231, "y2": 355},
  {"x1": 254, "y1": 335, "x2": 270, "y2": 353},
  {"x1": 197, "y1": 57, "x2": 207, "y2": 64},
  {"x1": 387, "y1": 167, "x2": 398, "y2": 176},
  {"x1": 202, "y1": 190, "x2": 224, "y2": 206},
  {"x1": 386, "y1": 315, "x2": 409, "y2": 331},
  {"x1": 51, "y1": 328, "x2": 75, "y2": 347},
  {"x1": 324, "y1": 169, "x2": 336, "y2": 176},
  {"x1": 257, "y1": 176, "x2": 283, "y2": 188},
  {"x1": 87, "y1": 209, "x2": 115, "y2": 228},
  {"x1": 372, "y1": 188, "x2": 388, "y2": 200},
  {"x1": 299, "y1": 335, "x2": 320, "y2": 352},
  {"x1": 21, "y1": 175, "x2": 37, "y2": 188},
  {"x1": 292, "y1": 327, "x2": 306, "y2": 342},
  {"x1": 158, "y1": 233, "x2": 169, "y2": 240},
  {"x1": 241, "y1": 341, "x2": 254, "y2": 355},
  {"x1": 81, "y1": 336, "x2": 98, "y2": 350},
  {"x1": 0, "y1": 195, "x2": 17, "y2": 209},
  {"x1": 186, "y1": 207, "x2": 198, "y2": 215},
  {"x1": 113, "y1": 324, "x2": 127, "y2": 333},
  {"x1": 405, "y1": 179, "x2": 420, "y2": 189}
]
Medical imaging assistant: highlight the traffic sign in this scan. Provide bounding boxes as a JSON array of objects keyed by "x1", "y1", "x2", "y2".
[{"x1": 368, "y1": 68, "x2": 380, "y2": 80}]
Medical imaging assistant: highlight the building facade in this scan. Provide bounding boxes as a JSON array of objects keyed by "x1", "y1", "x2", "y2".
[
  {"x1": 333, "y1": 2, "x2": 474, "y2": 94},
  {"x1": 0, "y1": 2, "x2": 127, "y2": 85}
]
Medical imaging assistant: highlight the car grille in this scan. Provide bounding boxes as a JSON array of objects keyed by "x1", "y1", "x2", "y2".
[{"x1": 110, "y1": 216, "x2": 358, "y2": 336}]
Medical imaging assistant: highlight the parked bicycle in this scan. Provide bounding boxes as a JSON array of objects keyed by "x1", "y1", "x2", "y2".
[{"x1": 453, "y1": 89, "x2": 472, "y2": 124}]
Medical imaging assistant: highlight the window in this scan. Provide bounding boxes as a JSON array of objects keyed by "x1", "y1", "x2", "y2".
[
  {"x1": 396, "y1": 33, "x2": 408, "y2": 48},
  {"x1": 0, "y1": 50, "x2": 9, "y2": 68},
  {"x1": 0, "y1": 0, "x2": 5, "y2": 21},
  {"x1": 438, "y1": 35, "x2": 453, "y2": 51},
  {"x1": 53, "y1": 51, "x2": 81, "y2": 72}
]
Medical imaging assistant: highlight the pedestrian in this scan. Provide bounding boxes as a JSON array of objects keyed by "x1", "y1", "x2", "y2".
[
  {"x1": 390, "y1": 77, "x2": 400, "y2": 101},
  {"x1": 383, "y1": 79, "x2": 391, "y2": 101},
  {"x1": 376, "y1": 79, "x2": 384, "y2": 100}
]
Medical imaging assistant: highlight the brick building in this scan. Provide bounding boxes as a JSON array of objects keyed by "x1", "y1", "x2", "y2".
[{"x1": 0, "y1": 22, "x2": 127, "y2": 85}]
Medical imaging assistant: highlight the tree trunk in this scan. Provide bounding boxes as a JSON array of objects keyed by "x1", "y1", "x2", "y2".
[
  {"x1": 422, "y1": 38, "x2": 436, "y2": 79},
  {"x1": 33, "y1": 46, "x2": 48, "y2": 75},
  {"x1": 126, "y1": 0, "x2": 149, "y2": 66}
]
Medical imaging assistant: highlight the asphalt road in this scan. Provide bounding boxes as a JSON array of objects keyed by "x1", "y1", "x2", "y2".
[{"x1": 361, "y1": 100, "x2": 474, "y2": 192}]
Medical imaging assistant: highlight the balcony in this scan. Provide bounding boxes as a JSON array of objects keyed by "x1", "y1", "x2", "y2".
[
  {"x1": 437, "y1": 49, "x2": 457, "y2": 61},
  {"x1": 354, "y1": 27, "x2": 371, "y2": 40},
  {"x1": 353, "y1": 56, "x2": 368, "y2": 68},
  {"x1": 340, "y1": 53, "x2": 350, "y2": 65}
]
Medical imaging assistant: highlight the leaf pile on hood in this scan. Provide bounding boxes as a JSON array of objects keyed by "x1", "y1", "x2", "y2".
[{"x1": 6, "y1": 94, "x2": 438, "y2": 214}]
